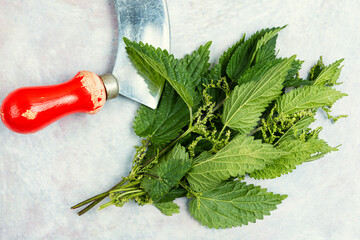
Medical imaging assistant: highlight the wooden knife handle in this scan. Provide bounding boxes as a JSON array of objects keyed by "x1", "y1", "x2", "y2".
[{"x1": 0, "y1": 71, "x2": 107, "y2": 134}]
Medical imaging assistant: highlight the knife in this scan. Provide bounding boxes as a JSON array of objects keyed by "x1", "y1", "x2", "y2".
[{"x1": 0, "y1": 0, "x2": 170, "y2": 134}]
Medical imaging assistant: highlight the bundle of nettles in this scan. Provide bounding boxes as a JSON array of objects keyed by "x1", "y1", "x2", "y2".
[{"x1": 72, "y1": 26, "x2": 347, "y2": 229}]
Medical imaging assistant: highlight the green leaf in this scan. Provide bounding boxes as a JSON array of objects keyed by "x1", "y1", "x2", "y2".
[
  {"x1": 219, "y1": 34, "x2": 246, "y2": 77},
  {"x1": 181, "y1": 41, "x2": 212, "y2": 87},
  {"x1": 141, "y1": 144, "x2": 192, "y2": 202},
  {"x1": 276, "y1": 116, "x2": 315, "y2": 146},
  {"x1": 133, "y1": 82, "x2": 189, "y2": 146},
  {"x1": 153, "y1": 202, "x2": 180, "y2": 216},
  {"x1": 283, "y1": 77, "x2": 313, "y2": 88},
  {"x1": 192, "y1": 151, "x2": 213, "y2": 165},
  {"x1": 222, "y1": 57, "x2": 296, "y2": 133},
  {"x1": 276, "y1": 85, "x2": 347, "y2": 115},
  {"x1": 226, "y1": 26, "x2": 285, "y2": 81},
  {"x1": 250, "y1": 138, "x2": 337, "y2": 179},
  {"x1": 308, "y1": 56, "x2": 326, "y2": 81},
  {"x1": 203, "y1": 63, "x2": 221, "y2": 83},
  {"x1": 125, "y1": 43, "x2": 165, "y2": 89},
  {"x1": 124, "y1": 38, "x2": 206, "y2": 109},
  {"x1": 187, "y1": 135, "x2": 285, "y2": 192},
  {"x1": 124, "y1": 38, "x2": 172, "y2": 80},
  {"x1": 237, "y1": 58, "x2": 279, "y2": 85},
  {"x1": 282, "y1": 59, "x2": 306, "y2": 87},
  {"x1": 254, "y1": 34, "x2": 278, "y2": 64},
  {"x1": 189, "y1": 181, "x2": 287, "y2": 229},
  {"x1": 313, "y1": 58, "x2": 344, "y2": 86},
  {"x1": 156, "y1": 187, "x2": 187, "y2": 203}
]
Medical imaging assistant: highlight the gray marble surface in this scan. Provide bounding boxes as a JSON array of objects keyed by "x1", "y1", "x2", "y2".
[{"x1": 1, "y1": 0, "x2": 359, "y2": 239}]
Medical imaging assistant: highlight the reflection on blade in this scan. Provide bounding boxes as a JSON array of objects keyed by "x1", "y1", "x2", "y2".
[{"x1": 112, "y1": 0, "x2": 170, "y2": 109}]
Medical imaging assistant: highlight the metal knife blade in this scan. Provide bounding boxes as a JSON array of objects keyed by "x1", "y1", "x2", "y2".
[{"x1": 112, "y1": 0, "x2": 170, "y2": 109}]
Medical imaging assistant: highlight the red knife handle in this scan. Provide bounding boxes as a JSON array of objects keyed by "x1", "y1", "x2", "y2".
[{"x1": 0, "y1": 71, "x2": 107, "y2": 134}]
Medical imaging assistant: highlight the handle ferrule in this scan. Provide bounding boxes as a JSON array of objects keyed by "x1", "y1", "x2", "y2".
[{"x1": 100, "y1": 74, "x2": 119, "y2": 100}]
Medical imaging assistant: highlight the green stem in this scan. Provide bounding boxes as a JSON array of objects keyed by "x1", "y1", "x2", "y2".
[
  {"x1": 71, "y1": 177, "x2": 128, "y2": 215},
  {"x1": 140, "y1": 127, "x2": 193, "y2": 169},
  {"x1": 213, "y1": 98, "x2": 229, "y2": 141},
  {"x1": 71, "y1": 192, "x2": 109, "y2": 209},
  {"x1": 117, "y1": 189, "x2": 144, "y2": 199},
  {"x1": 116, "y1": 180, "x2": 141, "y2": 189},
  {"x1": 143, "y1": 172, "x2": 160, "y2": 179},
  {"x1": 189, "y1": 107, "x2": 193, "y2": 128},
  {"x1": 98, "y1": 192, "x2": 147, "y2": 210},
  {"x1": 179, "y1": 181, "x2": 197, "y2": 198},
  {"x1": 98, "y1": 201, "x2": 114, "y2": 210},
  {"x1": 248, "y1": 126, "x2": 262, "y2": 136},
  {"x1": 109, "y1": 187, "x2": 139, "y2": 193},
  {"x1": 77, "y1": 199, "x2": 102, "y2": 216},
  {"x1": 179, "y1": 181, "x2": 191, "y2": 192},
  {"x1": 217, "y1": 124, "x2": 227, "y2": 141},
  {"x1": 213, "y1": 97, "x2": 227, "y2": 112},
  {"x1": 129, "y1": 192, "x2": 146, "y2": 198}
]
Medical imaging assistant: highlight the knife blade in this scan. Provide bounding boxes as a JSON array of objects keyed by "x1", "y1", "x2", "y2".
[
  {"x1": 112, "y1": 0, "x2": 170, "y2": 108},
  {"x1": 0, "y1": 0, "x2": 170, "y2": 134}
]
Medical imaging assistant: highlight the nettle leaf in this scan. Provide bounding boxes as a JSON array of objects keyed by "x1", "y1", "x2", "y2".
[
  {"x1": 187, "y1": 135, "x2": 285, "y2": 192},
  {"x1": 250, "y1": 138, "x2": 337, "y2": 179},
  {"x1": 282, "y1": 59, "x2": 307, "y2": 87},
  {"x1": 222, "y1": 56, "x2": 295, "y2": 133},
  {"x1": 254, "y1": 34, "x2": 278, "y2": 64},
  {"x1": 240, "y1": 58, "x2": 306, "y2": 87},
  {"x1": 124, "y1": 38, "x2": 173, "y2": 80},
  {"x1": 189, "y1": 181, "x2": 287, "y2": 229},
  {"x1": 141, "y1": 144, "x2": 192, "y2": 202},
  {"x1": 276, "y1": 116, "x2": 315, "y2": 146},
  {"x1": 133, "y1": 82, "x2": 189, "y2": 146},
  {"x1": 226, "y1": 26, "x2": 285, "y2": 81},
  {"x1": 237, "y1": 58, "x2": 280, "y2": 85},
  {"x1": 153, "y1": 202, "x2": 180, "y2": 216},
  {"x1": 204, "y1": 63, "x2": 221, "y2": 82},
  {"x1": 124, "y1": 38, "x2": 210, "y2": 109},
  {"x1": 283, "y1": 77, "x2": 313, "y2": 88},
  {"x1": 219, "y1": 34, "x2": 246, "y2": 77},
  {"x1": 156, "y1": 187, "x2": 187, "y2": 203},
  {"x1": 285, "y1": 59, "x2": 303, "y2": 81},
  {"x1": 276, "y1": 85, "x2": 347, "y2": 115},
  {"x1": 124, "y1": 37, "x2": 195, "y2": 107},
  {"x1": 308, "y1": 57, "x2": 326, "y2": 81},
  {"x1": 181, "y1": 41, "x2": 212, "y2": 87},
  {"x1": 313, "y1": 58, "x2": 344, "y2": 86},
  {"x1": 125, "y1": 44, "x2": 165, "y2": 92}
]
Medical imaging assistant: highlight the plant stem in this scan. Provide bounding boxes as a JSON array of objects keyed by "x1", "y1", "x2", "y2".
[
  {"x1": 217, "y1": 125, "x2": 227, "y2": 141},
  {"x1": 248, "y1": 126, "x2": 262, "y2": 136},
  {"x1": 117, "y1": 180, "x2": 141, "y2": 189},
  {"x1": 77, "y1": 199, "x2": 103, "y2": 216},
  {"x1": 189, "y1": 107, "x2": 193, "y2": 128},
  {"x1": 109, "y1": 187, "x2": 139, "y2": 193},
  {"x1": 140, "y1": 127, "x2": 193, "y2": 169},
  {"x1": 143, "y1": 172, "x2": 160, "y2": 179},
  {"x1": 70, "y1": 192, "x2": 109, "y2": 209},
  {"x1": 116, "y1": 189, "x2": 144, "y2": 199},
  {"x1": 71, "y1": 177, "x2": 128, "y2": 215},
  {"x1": 98, "y1": 201, "x2": 114, "y2": 210},
  {"x1": 213, "y1": 97, "x2": 227, "y2": 112}
]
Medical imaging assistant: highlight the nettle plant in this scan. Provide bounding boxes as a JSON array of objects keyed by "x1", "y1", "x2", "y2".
[{"x1": 72, "y1": 26, "x2": 347, "y2": 229}]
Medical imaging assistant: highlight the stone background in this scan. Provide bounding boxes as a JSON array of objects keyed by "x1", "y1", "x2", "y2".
[{"x1": 1, "y1": 0, "x2": 359, "y2": 239}]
